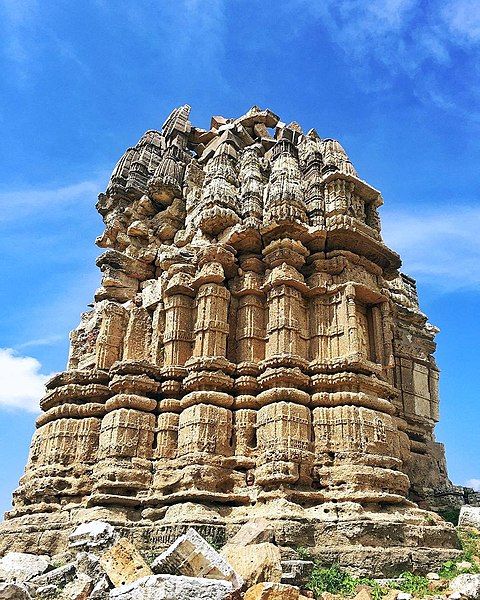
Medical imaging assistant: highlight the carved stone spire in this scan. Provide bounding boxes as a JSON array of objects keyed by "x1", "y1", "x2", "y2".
[{"x1": 1, "y1": 106, "x2": 460, "y2": 575}]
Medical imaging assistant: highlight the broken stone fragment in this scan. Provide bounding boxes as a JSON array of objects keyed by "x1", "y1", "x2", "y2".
[
  {"x1": 449, "y1": 573, "x2": 480, "y2": 599},
  {"x1": 151, "y1": 527, "x2": 243, "y2": 590},
  {"x1": 244, "y1": 582, "x2": 301, "y2": 599},
  {"x1": 109, "y1": 574, "x2": 234, "y2": 600},
  {"x1": 221, "y1": 542, "x2": 282, "y2": 588},
  {"x1": 0, "y1": 582, "x2": 32, "y2": 600},
  {"x1": 353, "y1": 588, "x2": 373, "y2": 600},
  {"x1": 227, "y1": 519, "x2": 274, "y2": 546},
  {"x1": 99, "y1": 538, "x2": 152, "y2": 588},
  {"x1": 69, "y1": 521, "x2": 118, "y2": 552},
  {"x1": 0, "y1": 552, "x2": 51, "y2": 583},
  {"x1": 459, "y1": 506, "x2": 480, "y2": 529},
  {"x1": 30, "y1": 563, "x2": 76, "y2": 589},
  {"x1": 280, "y1": 560, "x2": 314, "y2": 587},
  {"x1": 61, "y1": 573, "x2": 94, "y2": 600}
]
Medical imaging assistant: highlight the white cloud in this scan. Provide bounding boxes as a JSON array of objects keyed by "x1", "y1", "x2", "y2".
[
  {"x1": 0, "y1": 176, "x2": 107, "y2": 223},
  {"x1": 291, "y1": 0, "x2": 480, "y2": 118},
  {"x1": 0, "y1": 348, "x2": 53, "y2": 413},
  {"x1": 466, "y1": 478, "x2": 480, "y2": 491},
  {"x1": 382, "y1": 204, "x2": 480, "y2": 290}
]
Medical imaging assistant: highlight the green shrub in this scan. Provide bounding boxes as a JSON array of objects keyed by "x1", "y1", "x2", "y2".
[
  {"x1": 392, "y1": 572, "x2": 429, "y2": 597},
  {"x1": 296, "y1": 546, "x2": 313, "y2": 560},
  {"x1": 306, "y1": 564, "x2": 385, "y2": 600}
]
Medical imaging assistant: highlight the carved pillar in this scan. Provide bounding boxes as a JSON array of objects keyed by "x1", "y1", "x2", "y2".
[
  {"x1": 94, "y1": 407, "x2": 155, "y2": 497},
  {"x1": 231, "y1": 257, "x2": 265, "y2": 373},
  {"x1": 124, "y1": 303, "x2": 152, "y2": 361},
  {"x1": 255, "y1": 402, "x2": 313, "y2": 488},
  {"x1": 312, "y1": 405, "x2": 408, "y2": 503},
  {"x1": 345, "y1": 284, "x2": 360, "y2": 358},
  {"x1": 96, "y1": 302, "x2": 128, "y2": 369}
]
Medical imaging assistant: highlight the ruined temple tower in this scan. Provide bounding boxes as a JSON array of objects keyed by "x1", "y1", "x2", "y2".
[{"x1": 1, "y1": 106, "x2": 460, "y2": 574}]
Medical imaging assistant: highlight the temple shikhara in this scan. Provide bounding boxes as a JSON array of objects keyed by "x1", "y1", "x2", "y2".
[{"x1": 1, "y1": 106, "x2": 462, "y2": 572}]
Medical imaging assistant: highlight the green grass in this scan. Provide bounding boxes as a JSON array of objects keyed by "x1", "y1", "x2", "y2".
[
  {"x1": 306, "y1": 564, "x2": 385, "y2": 600},
  {"x1": 392, "y1": 572, "x2": 430, "y2": 597}
]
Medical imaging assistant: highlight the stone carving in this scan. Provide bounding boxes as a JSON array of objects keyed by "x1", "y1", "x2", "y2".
[{"x1": 0, "y1": 105, "x2": 463, "y2": 573}]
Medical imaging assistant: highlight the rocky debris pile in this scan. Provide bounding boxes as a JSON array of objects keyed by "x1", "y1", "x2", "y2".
[
  {"x1": 0, "y1": 520, "x2": 479, "y2": 599},
  {"x1": 0, "y1": 520, "x2": 314, "y2": 599}
]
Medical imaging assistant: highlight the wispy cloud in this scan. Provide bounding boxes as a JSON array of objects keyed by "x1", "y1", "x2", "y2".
[
  {"x1": 291, "y1": 0, "x2": 480, "y2": 118},
  {"x1": 0, "y1": 348, "x2": 53, "y2": 413},
  {"x1": 15, "y1": 335, "x2": 64, "y2": 350},
  {"x1": 382, "y1": 204, "x2": 480, "y2": 290},
  {"x1": 0, "y1": 176, "x2": 106, "y2": 223},
  {"x1": 466, "y1": 478, "x2": 480, "y2": 491},
  {"x1": 0, "y1": 0, "x2": 89, "y2": 84}
]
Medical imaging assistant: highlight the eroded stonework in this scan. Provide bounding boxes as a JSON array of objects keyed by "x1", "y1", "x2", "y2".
[{"x1": 1, "y1": 106, "x2": 461, "y2": 573}]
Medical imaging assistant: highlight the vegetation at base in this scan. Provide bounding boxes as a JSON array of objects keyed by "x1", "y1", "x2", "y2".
[
  {"x1": 306, "y1": 564, "x2": 385, "y2": 600},
  {"x1": 394, "y1": 572, "x2": 429, "y2": 597},
  {"x1": 296, "y1": 546, "x2": 313, "y2": 560},
  {"x1": 304, "y1": 529, "x2": 480, "y2": 599},
  {"x1": 439, "y1": 528, "x2": 480, "y2": 579},
  {"x1": 458, "y1": 527, "x2": 480, "y2": 561}
]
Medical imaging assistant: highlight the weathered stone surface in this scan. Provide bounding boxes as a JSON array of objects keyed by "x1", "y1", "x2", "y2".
[
  {"x1": 244, "y1": 582, "x2": 300, "y2": 599},
  {"x1": 227, "y1": 519, "x2": 274, "y2": 546},
  {"x1": 30, "y1": 563, "x2": 76, "y2": 588},
  {"x1": 69, "y1": 522, "x2": 117, "y2": 551},
  {"x1": 0, "y1": 105, "x2": 462, "y2": 575},
  {"x1": 280, "y1": 560, "x2": 314, "y2": 587},
  {"x1": 459, "y1": 506, "x2": 480, "y2": 529},
  {"x1": 152, "y1": 528, "x2": 242, "y2": 589},
  {"x1": 109, "y1": 574, "x2": 233, "y2": 599},
  {"x1": 353, "y1": 589, "x2": 373, "y2": 600},
  {"x1": 99, "y1": 538, "x2": 152, "y2": 588},
  {"x1": 62, "y1": 574, "x2": 94, "y2": 600},
  {"x1": 450, "y1": 573, "x2": 480, "y2": 599},
  {"x1": 0, "y1": 552, "x2": 50, "y2": 582},
  {"x1": 0, "y1": 582, "x2": 32, "y2": 599},
  {"x1": 221, "y1": 542, "x2": 282, "y2": 588}
]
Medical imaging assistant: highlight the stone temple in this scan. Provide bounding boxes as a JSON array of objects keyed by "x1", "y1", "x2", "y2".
[{"x1": 1, "y1": 105, "x2": 462, "y2": 574}]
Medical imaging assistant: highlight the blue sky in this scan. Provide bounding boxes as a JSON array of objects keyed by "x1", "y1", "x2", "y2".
[{"x1": 1, "y1": 0, "x2": 479, "y2": 516}]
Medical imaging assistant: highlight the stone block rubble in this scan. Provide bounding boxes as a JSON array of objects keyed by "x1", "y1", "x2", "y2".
[{"x1": 1, "y1": 520, "x2": 480, "y2": 599}]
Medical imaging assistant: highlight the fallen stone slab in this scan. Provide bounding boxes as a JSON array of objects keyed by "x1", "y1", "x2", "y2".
[
  {"x1": 244, "y1": 582, "x2": 301, "y2": 599},
  {"x1": 227, "y1": 519, "x2": 274, "y2": 546},
  {"x1": 62, "y1": 573, "x2": 94, "y2": 600},
  {"x1": 99, "y1": 538, "x2": 152, "y2": 587},
  {"x1": 0, "y1": 582, "x2": 32, "y2": 599},
  {"x1": 0, "y1": 552, "x2": 50, "y2": 582},
  {"x1": 280, "y1": 560, "x2": 314, "y2": 587},
  {"x1": 151, "y1": 527, "x2": 242, "y2": 589},
  {"x1": 109, "y1": 573, "x2": 234, "y2": 599},
  {"x1": 459, "y1": 506, "x2": 480, "y2": 529},
  {"x1": 30, "y1": 563, "x2": 76, "y2": 589},
  {"x1": 221, "y1": 542, "x2": 282, "y2": 588},
  {"x1": 69, "y1": 521, "x2": 117, "y2": 551},
  {"x1": 450, "y1": 573, "x2": 480, "y2": 599},
  {"x1": 90, "y1": 575, "x2": 111, "y2": 600}
]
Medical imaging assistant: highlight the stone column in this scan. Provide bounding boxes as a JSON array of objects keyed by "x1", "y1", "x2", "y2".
[
  {"x1": 254, "y1": 239, "x2": 312, "y2": 491},
  {"x1": 123, "y1": 301, "x2": 152, "y2": 362},
  {"x1": 345, "y1": 284, "x2": 360, "y2": 358},
  {"x1": 96, "y1": 302, "x2": 129, "y2": 369}
]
